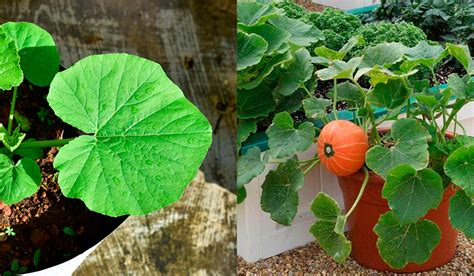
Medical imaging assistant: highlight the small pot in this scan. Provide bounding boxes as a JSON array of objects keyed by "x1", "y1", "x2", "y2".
[{"x1": 338, "y1": 171, "x2": 458, "y2": 272}]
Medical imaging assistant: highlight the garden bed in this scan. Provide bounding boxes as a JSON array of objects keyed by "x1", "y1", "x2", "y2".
[{"x1": 238, "y1": 233, "x2": 473, "y2": 275}]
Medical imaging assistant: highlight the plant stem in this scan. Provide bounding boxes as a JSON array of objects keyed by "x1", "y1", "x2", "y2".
[
  {"x1": 430, "y1": 69, "x2": 447, "y2": 131},
  {"x1": 345, "y1": 166, "x2": 369, "y2": 218},
  {"x1": 18, "y1": 138, "x2": 75, "y2": 149},
  {"x1": 302, "y1": 84, "x2": 312, "y2": 97},
  {"x1": 304, "y1": 159, "x2": 320, "y2": 175},
  {"x1": 442, "y1": 99, "x2": 467, "y2": 136},
  {"x1": 332, "y1": 79, "x2": 339, "y2": 120},
  {"x1": 7, "y1": 86, "x2": 19, "y2": 135}
]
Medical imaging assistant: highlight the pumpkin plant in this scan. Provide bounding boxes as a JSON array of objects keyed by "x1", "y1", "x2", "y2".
[
  {"x1": 238, "y1": 35, "x2": 474, "y2": 269},
  {"x1": 0, "y1": 22, "x2": 212, "y2": 217}
]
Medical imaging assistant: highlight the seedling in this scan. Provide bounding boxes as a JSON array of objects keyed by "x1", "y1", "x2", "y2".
[
  {"x1": 2, "y1": 259, "x2": 27, "y2": 275},
  {"x1": 0, "y1": 22, "x2": 212, "y2": 217},
  {"x1": 4, "y1": 227, "x2": 15, "y2": 237}
]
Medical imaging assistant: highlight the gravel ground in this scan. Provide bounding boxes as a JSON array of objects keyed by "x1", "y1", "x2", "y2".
[{"x1": 238, "y1": 233, "x2": 473, "y2": 275}]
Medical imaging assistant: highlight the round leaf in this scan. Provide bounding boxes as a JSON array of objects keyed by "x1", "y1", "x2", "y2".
[
  {"x1": 0, "y1": 27, "x2": 22, "y2": 90},
  {"x1": 368, "y1": 79, "x2": 410, "y2": 109},
  {"x1": 47, "y1": 54, "x2": 212, "y2": 216},
  {"x1": 261, "y1": 159, "x2": 304, "y2": 226},
  {"x1": 444, "y1": 145, "x2": 474, "y2": 197},
  {"x1": 366, "y1": 118, "x2": 430, "y2": 178},
  {"x1": 266, "y1": 112, "x2": 315, "y2": 159},
  {"x1": 0, "y1": 154, "x2": 41, "y2": 205},
  {"x1": 383, "y1": 165, "x2": 443, "y2": 224},
  {"x1": 2, "y1": 22, "x2": 60, "y2": 87},
  {"x1": 374, "y1": 211, "x2": 441, "y2": 269},
  {"x1": 274, "y1": 48, "x2": 313, "y2": 96},
  {"x1": 449, "y1": 190, "x2": 474, "y2": 239}
]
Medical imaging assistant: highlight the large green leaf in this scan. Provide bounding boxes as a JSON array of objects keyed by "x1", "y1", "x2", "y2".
[
  {"x1": 237, "y1": 82, "x2": 275, "y2": 119},
  {"x1": 383, "y1": 165, "x2": 443, "y2": 224},
  {"x1": 266, "y1": 112, "x2": 315, "y2": 158},
  {"x1": 238, "y1": 51, "x2": 292, "y2": 90},
  {"x1": 327, "y1": 81, "x2": 365, "y2": 107},
  {"x1": 444, "y1": 145, "x2": 474, "y2": 196},
  {"x1": 368, "y1": 78, "x2": 410, "y2": 109},
  {"x1": 303, "y1": 97, "x2": 331, "y2": 119},
  {"x1": 237, "y1": 31, "x2": 268, "y2": 71},
  {"x1": 355, "y1": 65, "x2": 418, "y2": 87},
  {"x1": 309, "y1": 192, "x2": 351, "y2": 263},
  {"x1": 0, "y1": 154, "x2": 41, "y2": 205},
  {"x1": 237, "y1": 119, "x2": 257, "y2": 150},
  {"x1": 239, "y1": 24, "x2": 290, "y2": 55},
  {"x1": 2, "y1": 22, "x2": 60, "y2": 87},
  {"x1": 274, "y1": 48, "x2": 313, "y2": 96},
  {"x1": 316, "y1": 57, "x2": 361, "y2": 81},
  {"x1": 401, "y1": 41, "x2": 446, "y2": 71},
  {"x1": 47, "y1": 54, "x2": 212, "y2": 216},
  {"x1": 366, "y1": 118, "x2": 430, "y2": 178},
  {"x1": 269, "y1": 15, "x2": 323, "y2": 47},
  {"x1": 449, "y1": 190, "x2": 473, "y2": 239},
  {"x1": 261, "y1": 159, "x2": 304, "y2": 226},
  {"x1": 237, "y1": 2, "x2": 282, "y2": 26},
  {"x1": 446, "y1": 43, "x2": 474, "y2": 75},
  {"x1": 447, "y1": 73, "x2": 474, "y2": 99},
  {"x1": 359, "y1": 42, "x2": 407, "y2": 69},
  {"x1": 237, "y1": 147, "x2": 267, "y2": 188},
  {"x1": 0, "y1": 27, "x2": 22, "y2": 90},
  {"x1": 374, "y1": 211, "x2": 441, "y2": 269}
]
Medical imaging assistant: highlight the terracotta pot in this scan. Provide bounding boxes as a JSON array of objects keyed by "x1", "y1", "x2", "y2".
[{"x1": 338, "y1": 171, "x2": 458, "y2": 272}]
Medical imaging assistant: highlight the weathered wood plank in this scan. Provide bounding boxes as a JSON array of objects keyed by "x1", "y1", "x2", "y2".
[
  {"x1": 73, "y1": 171, "x2": 237, "y2": 275},
  {"x1": 0, "y1": 0, "x2": 237, "y2": 191}
]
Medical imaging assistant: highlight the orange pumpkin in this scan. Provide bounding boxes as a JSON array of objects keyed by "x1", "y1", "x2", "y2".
[{"x1": 317, "y1": 120, "x2": 368, "y2": 176}]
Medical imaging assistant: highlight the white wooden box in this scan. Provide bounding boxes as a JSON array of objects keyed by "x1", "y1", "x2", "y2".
[{"x1": 238, "y1": 103, "x2": 474, "y2": 263}]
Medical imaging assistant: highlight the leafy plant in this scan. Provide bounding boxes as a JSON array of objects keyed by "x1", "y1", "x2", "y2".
[
  {"x1": 361, "y1": 0, "x2": 474, "y2": 49},
  {"x1": 304, "y1": 8, "x2": 362, "y2": 51},
  {"x1": 2, "y1": 259, "x2": 27, "y2": 276},
  {"x1": 238, "y1": 35, "x2": 474, "y2": 268},
  {"x1": 352, "y1": 21, "x2": 427, "y2": 56},
  {"x1": 4, "y1": 227, "x2": 15, "y2": 237},
  {"x1": 0, "y1": 22, "x2": 212, "y2": 217},
  {"x1": 237, "y1": 0, "x2": 323, "y2": 154}
]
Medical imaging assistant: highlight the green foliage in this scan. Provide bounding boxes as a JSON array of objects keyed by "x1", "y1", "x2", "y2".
[
  {"x1": 237, "y1": 147, "x2": 267, "y2": 188},
  {"x1": 275, "y1": 0, "x2": 307, "y2": 19},
  {"x1": 47, "y1": 54, "x2": 212, "y2": 217},
  {"x1": 266, "y1": 112, "x2": 315, "y2": 159},
  {"x1": 449, "y1": 190, "x2": 474, "y2": 239},
  {"x1": 237, "y1": 3, "x2": 474, "y2": 269},
  {"x1": 362, "y1": 0, "x2": 474, "y2": 48},
  {"x1": 374, "y1": 211, "x2": 441, "y2": 269},
  {"x1": 261, "y1": 159, "x2": 304, "y2": 226},
  {"x1": 383, "y1": 165, "x2": 443, "y2": 223},
  {"x1": 0, "y1": 22, "x2": 212, "y2": 218},
  {"x1": 0, "y1": 28, "x2": 23, "y2": 90},
  {"x1": 353, "y1": 21, "x2": 427, "y2": 56},
  {"x1": 2, "y1": 22, "x2": 60, "y2": 87},
  {"x1": 366, "y1": 118, "x2": 430, "y2": 178},
  {"x1": 306, "y1": 8, "x2": 362, "y2": 51},
  {"x1": 309, "y1": 192, "x2": 351, "y2": 263}
]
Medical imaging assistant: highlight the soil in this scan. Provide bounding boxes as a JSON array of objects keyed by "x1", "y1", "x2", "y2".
[
  {"x1": 293, "y1": 0, "x2": 328, "y2": 12},
  {"x1": 0, "y1": 81, "x2": 127, "y2": 273}
]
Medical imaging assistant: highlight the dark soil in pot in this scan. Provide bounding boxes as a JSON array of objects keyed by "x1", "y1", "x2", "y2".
[
  {"x1": 0, "y1": 82, "x2": 127, "y2": 273},
  {"x1": 338, "y1": 171, "x2": 458, "y2": 272}
]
